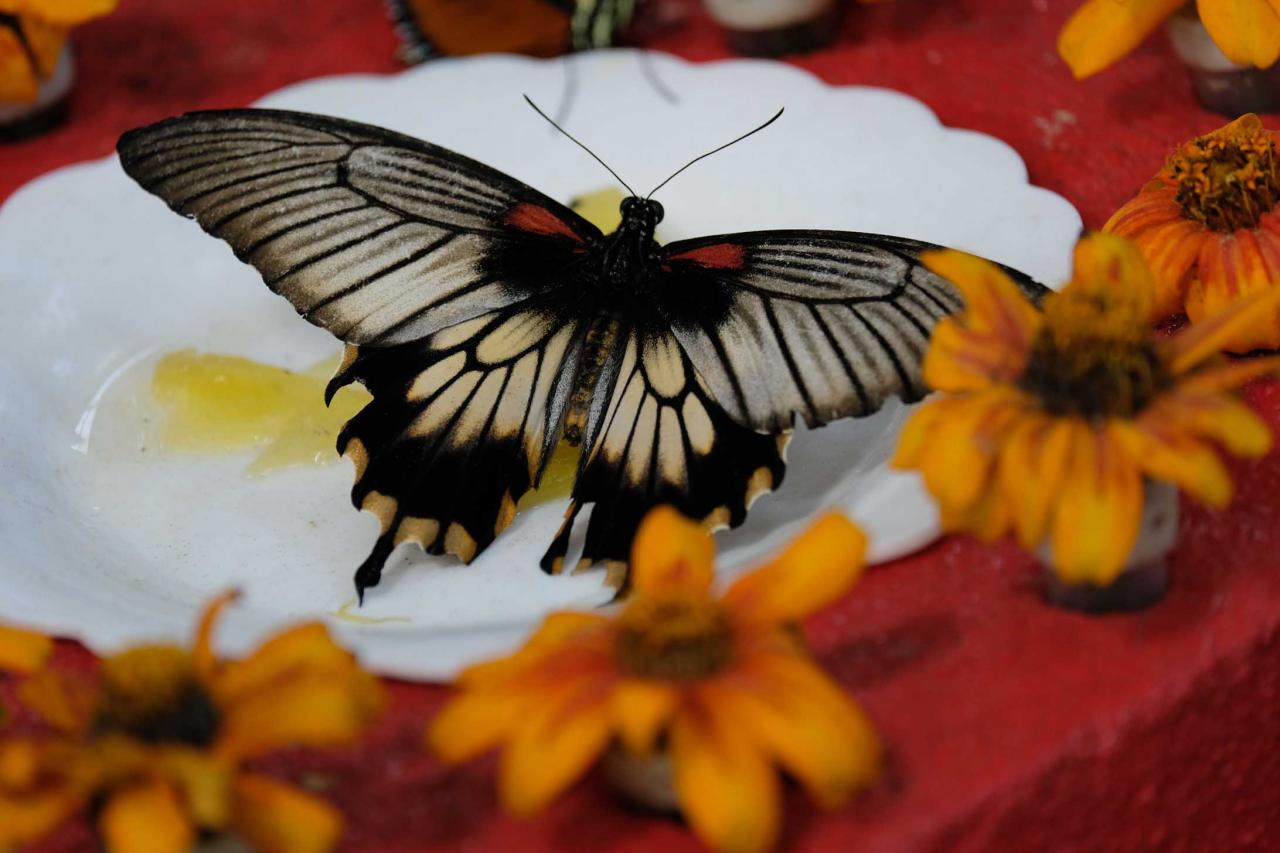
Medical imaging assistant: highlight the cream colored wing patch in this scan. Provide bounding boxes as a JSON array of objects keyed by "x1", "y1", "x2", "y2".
[
  {"x1": 329, "y1": 306, "x2": 583, "y2": 597},
  {"x1": 540, "y1": 327, "x2": 788, "y2": 582}
]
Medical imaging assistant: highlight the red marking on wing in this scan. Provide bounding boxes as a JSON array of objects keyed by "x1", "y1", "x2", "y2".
[
  {"x1": 667, "y1": 243, "x2": 746, "y2": 270},
  {"x1": 505, "y1": 202, "x2": 583, "y2": 241}
]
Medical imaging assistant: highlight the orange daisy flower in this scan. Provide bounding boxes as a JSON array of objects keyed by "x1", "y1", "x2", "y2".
[
  {"x1": 428, "y1": 507, "x2": 879, "y2": 853},
  {"x1": 1059, "y1": 0, "x2": 1280, "y2": 79},
  {"x1": 892, "y1": 232, "x2": 1280, "y2": 586},
  {"x1": 0, "y1": 591, "x2": 383, "y2": 852},
  {"x1": 0, "y1": 0, "x2": 117, "y2": 103},
  {"x1": 1106, "y1": 114, "x2": 1280, "y2": 353}
]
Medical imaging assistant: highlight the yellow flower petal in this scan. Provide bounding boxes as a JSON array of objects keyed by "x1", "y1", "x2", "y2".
[
  {"x1": 1066, "y1": 232, "x2": 1156, "y2": 319},
  {"x1": 17, "y1": 670, "x2": 98, "y2": 735},
  {"x1": 998, "y1": 414, "x2": 1076, "y2": 549},
  {"x1": 0, "y1": 0, "x2": 118, "y2": 26},
  {"x1": 1180, "y1": 354, "x2": 1280, "y2": 393},
  {"x1": 232, "y1": 773, "x2": 344, "y2": 853},
  {"x1": 611, "y1": 679, "x2": 679, "y2": 756},
  {"x1": 99, "y1": 779, "x2": 195, "y2": 853},
  {"x1": 1112, "y1": 419, "x2": 1233, "y2": 506},
  {"x1": 498, "y1": 683, "x2": 613, "y2": 817},
  {"x1": 454, "y1": 613, "x2": 614, "y2": 688},
  {"x1": 891, "y1": 397, "x2": 951, "y2": 468},
  {"x1": 0, "y1": 787, "x2": 81, "y2": 847},
  {"x1": 0, "y1": 624, "x2": 52, "y2": 675},
  {"x1": 193, "y1": 588, "x2": 241, "y2": 685},
  {"x1": 915, "y1": 391, "x2": 1023, "y2": 514},
  {"x1": 427, "y1": 685, "x2": 526, "y2": 764},
  {"x1": 1148, "y1": 389, "x2": 1274, "y2": 457},
  {"x1": 1103, "y1": 186, "x2": 1183, "y2": 237},
  {"x1": 940, "y1": 480, "x2": 1013, "y2": 541},
  {"x1": 722, "y1": 513, "x2": 867, "y2": 627},
  {"x1": 709, "y1": 651, "x2": 880, "y2": 811},
  {"x1": 629, "y1": 506, "x2": 715, "y2": 597},
  {"x1": 670, "y1": 701, "x2": 780, "y2": 853},
  {"x1": 156, "y1": 746, "x2": 233, "y2": 830},
  {"x1": 16, "y1": 15, "x2": 66, "y2": 77},
  {"x1": 216, "y1": 670, "x2": 382, "y2": 760},
  {"x1": 1127, "y1": 219, "x2": 1207, "y2": 318},
  {"x1": 1176, "y1": 233, "x2": 1280, "y2": 364},
  {"x1": 920, "y1": 250, "x2": 1040, "y2": 389},
  {"x1": 0, "y1": 25, "x2": 39, "y2": 104},
  {"x1": 1198, "y1": 0, "x2": 1280, "y2": 67},
  {"x1": 1057, "y1": 0, "x2": 1185, "y2": 78},
  {"x1": 924, "y1": 315, "x2": 1031, "y2": 390},
  {"x1": 1049, "y1": 426, "x2": 1145, "y2": 585},
  {"x1": 212, "y1": 622, "x2": 355, "y2": 707}
]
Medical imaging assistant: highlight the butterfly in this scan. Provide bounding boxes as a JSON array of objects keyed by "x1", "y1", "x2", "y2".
[
  {"x1": 388, "y1": 0, "x2": 639, "y2": 64},
  {"x1": 116, "y1": 106, "x2": 1045, "y2": 600}
]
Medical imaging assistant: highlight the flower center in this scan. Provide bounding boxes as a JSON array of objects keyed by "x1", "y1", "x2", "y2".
[
  {"x1": 1018, "y1": 289, "x2": 1170, "y2": 419},
  {"x1": 98, "y1": 646, "x2": 219, "y2": 746},
  {"x1": 615, "y1": 597, "x2": 733, "y2": 680},
  {"x1": 1171, "y1": 118, "x2": 1280, "y2": 232}
]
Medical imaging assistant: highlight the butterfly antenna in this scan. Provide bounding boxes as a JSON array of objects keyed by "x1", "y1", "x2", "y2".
[
  {"x1": 524, "y1": 94, "x2": 636, "y2": 196},
  {"x1": 646, "y1": 107, "x2": 784, "y2": 199}
]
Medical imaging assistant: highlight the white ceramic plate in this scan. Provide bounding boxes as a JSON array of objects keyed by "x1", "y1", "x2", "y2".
[{"x1": 0, "y1": 51, "x2": 1079, "y2": 680}]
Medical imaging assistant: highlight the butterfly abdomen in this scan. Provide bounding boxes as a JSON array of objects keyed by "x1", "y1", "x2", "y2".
[{"x1": 562, "y1": 317, "x2": 623, "y2": 446}]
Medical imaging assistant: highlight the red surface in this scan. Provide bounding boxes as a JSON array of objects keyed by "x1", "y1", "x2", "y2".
[{"x1": 5, "y1": 0, "x2": 1280, "y2": 850}]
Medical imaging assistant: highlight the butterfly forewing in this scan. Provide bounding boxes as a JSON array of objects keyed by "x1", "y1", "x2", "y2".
[
  {"x1": 116, "y1": 110, "x2": 600, "y2": 347},
  {"x1": 658, "y1": 230, "x2": 1038, "y2": 433}
]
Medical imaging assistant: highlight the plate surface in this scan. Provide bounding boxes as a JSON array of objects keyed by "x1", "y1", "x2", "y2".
[{"x1": 0, "y1": 51, "x2": 1079, "y2": 679}]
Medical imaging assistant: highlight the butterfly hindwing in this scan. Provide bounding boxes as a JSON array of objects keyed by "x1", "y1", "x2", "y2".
[
  {"x1": 659, "y1": 230, "x2": 1046, "y2": 433},
  {"x1": 116, "y1": 109, "x2": 600, "y2": 347},
  {"x1": 331, "y1": 305, "x2": 584, "y2": 595},
  {"x1": 541, "y1": 325, "x2": 787, "y2": 585}
]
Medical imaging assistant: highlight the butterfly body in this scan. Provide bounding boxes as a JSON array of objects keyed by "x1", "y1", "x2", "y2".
[{"x1": 116, "y1": 108, "x2": 1046, "y2": 600}]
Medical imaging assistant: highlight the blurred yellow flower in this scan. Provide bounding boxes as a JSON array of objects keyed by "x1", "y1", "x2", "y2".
[
  {"x1": 1106, "y1": 114, "x2": 1280, "y2": 352},
  {"x1": 1059, "y1": 0, "x2": 1280, "y2": 79},
  {"x1": 893, "y1": 233, "x2": 1280, "y2": 585},
  {"x1": 0, "y1": 0, "x2": 117, "y2": 103},
  {"x1": 428, "y1": 506, "x2": 879, "y2": 853},
  {"x1": 0, "y1": 591, "x2": 383, "y2": 852}
]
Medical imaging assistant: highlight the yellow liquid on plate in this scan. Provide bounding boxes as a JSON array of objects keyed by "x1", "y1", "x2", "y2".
[
  {"x1": 151, "y1": 350, "x2": 370, "y2": 476},
  {"x1": 332, "y1": 598, "x2": 411, "y2": 625},
  {"x1": 153, "y1": 352, "x2": 583, "y2": 500}
]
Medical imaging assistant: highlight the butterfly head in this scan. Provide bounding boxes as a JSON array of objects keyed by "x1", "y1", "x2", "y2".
[{"x1": 620, "y1": 197, "x2": 664, "y2": 235}]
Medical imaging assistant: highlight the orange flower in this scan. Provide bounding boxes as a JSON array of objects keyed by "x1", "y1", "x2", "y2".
[
  {"x1": 1059, "y1": 1, "x2": 1280, "y2": 79},
  {"x1": 0, "y1": 624, "x2": 52, "y2": 675},
  {"x1": 1106, "y1": 114, "x2": 1280, "y2": 352},
  {"x1": 893, "y1": 232, "x2": 1280, "y2": 585},
  {"x1": 0, "y1": 0, "x2": 117, "y2": 103},
  {"x1": 0, "y1": 591, "x2": 383, "y2": 852},
  {"x1": 428, "y1": 507, "x2": 879, "y2": 853}
]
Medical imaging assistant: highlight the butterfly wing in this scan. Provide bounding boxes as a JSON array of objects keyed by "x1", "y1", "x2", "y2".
[
  {"x1": 657, "y1": 230, "x2": 1047, "y2": 432},
  {"x1": 330, "y1": 306, "x2": 584, "y2": 596},
  {"x1": 541, "y1": 230, "x2": 1045, "y2": 579},
  {"x1": 117, "y1": 109, "x2": 601, "y2": 347},
  {"x1": 540, "y1": 325, "x2": 787, "y2": 585},
  {"x1": 118, "y1": 109, "x2": 603, "y2": 596}
]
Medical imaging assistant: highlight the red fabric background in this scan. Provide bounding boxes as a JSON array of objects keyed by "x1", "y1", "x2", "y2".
[{"x1": 5, "y1": 0, "x2": 1280, "y2": 850}]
